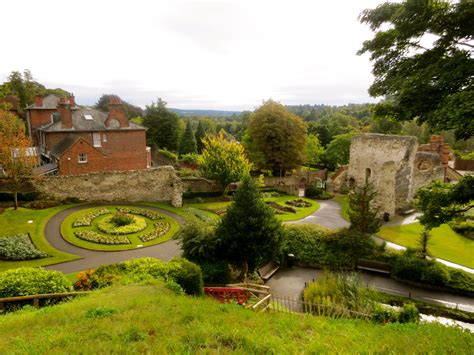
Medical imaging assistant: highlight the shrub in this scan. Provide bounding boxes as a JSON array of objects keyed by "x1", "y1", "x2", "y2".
[
  {"x1": 305, "y1": 184, "x2": 333, "y2": 199},
  {"x1": 74, "y1": 231, "x2": 131, "y2": 245},
  {"x1": 93, "y1": 257, "x2": 204, "y2": 295},
  {"x1": 74, "y1": 269, "x2": 99, "y2": 291},
  {"x1": 179, "y1": 153, "x2": 199, "y2": 164},
  {"x1": 200, "y1": 260, "x2": 231, "y2": 285},
  {"x1": 179, "y1": 222, "x2": 221, "y2": 262},
  {"x1": 0, "y1": 234, "x2": 48, "y2": 260},
  {"x1": 73, "y1": 208, "x2": 111, "y2": 227},
  {"x1": 97, "y1": 215, "x2": 147, "y2": 235},
  {"x1": 158, "y1": 148, "x2": 178, "y2": 162},
  {"x1": 398, "y1": 303, "x2": 420, "y2": 323},
  {"x1": 285, "y1": 199, "x2": 312, "y2": 208},
  {"x1": 445, "y1": 269, "x2": 474, "y2": 293},
  {"x1": 448, "y1": 219, "x2": 474, "y2": 240},
  {"x1": 371, "y1": 303, "x2": 399, "y2": 323},
  {"x1": 391, "y1": 250, "x2": 450, "y2": 287},
  {"x1": 0, "y1": 267, "x2": 71, "y2": 298}
]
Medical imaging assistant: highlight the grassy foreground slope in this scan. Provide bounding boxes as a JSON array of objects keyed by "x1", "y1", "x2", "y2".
[{"x1": 0, "y1": 284, "x2": 472, "y2": 353}]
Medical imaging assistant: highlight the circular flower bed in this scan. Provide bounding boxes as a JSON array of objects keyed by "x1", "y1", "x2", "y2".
[{"x1": 97, "y1": 214, "x2": 147, "y2": 235}]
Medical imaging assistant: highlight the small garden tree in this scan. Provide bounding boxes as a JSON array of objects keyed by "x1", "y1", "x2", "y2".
[
  {"x1": 0, "y1": 110, "x2": 36, "y2": 209},
  {"x1": 216, "y1": 176, "x2": 283, "y2": 280},
  {"x1": 416, "y1": 176, "x2": 474, "y2": 257},
  {"x1": 348, "y1": 180, "x2": 381, "y2": 235},
  {"x1": 198, "y1": 131, "x2": 252, "y2": 195}
]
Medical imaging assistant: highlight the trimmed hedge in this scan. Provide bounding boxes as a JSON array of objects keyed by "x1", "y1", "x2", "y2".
[
  {"x1": 0, "y1": 234, "x2": 48, "y2": 261},
  {"x1": 0, "y1": 267, "x2": 71, "y2": 298},
  {"x1": 92, "y1": 257, "x2": 203, "y2": 295}
]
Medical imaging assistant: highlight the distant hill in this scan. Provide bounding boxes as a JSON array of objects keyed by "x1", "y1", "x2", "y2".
[{"x1": 170, "y1": 108, "x2": 242, "y2": 117}]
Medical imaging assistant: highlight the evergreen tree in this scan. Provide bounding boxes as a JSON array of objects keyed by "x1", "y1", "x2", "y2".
[
  {"x1": 195, "y1": 120, "x2": 206, "y2": 153},
  {"x1": 215, "y1": 176, "x2": 283, "y2": 280},
  {"x1": 143, "y1": 98, "x2": 179, "y2": 151},
  {"x1": 179, "y1": 120, "x2": 197, "y2": 156},
  {"x1": 348, "y1": 180, "x2": 381, "y2": 235}
]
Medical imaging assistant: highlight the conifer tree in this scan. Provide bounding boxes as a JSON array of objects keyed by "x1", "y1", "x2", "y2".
[
  {"x1": 215, "y1": 176, "x2": 283, "y2": 280},
  {"x1": 195, "y1": 120, "x2": 206, "y2": 153},
  {"x1": 179, "y1": 120, "x2": 197, "y2": 156},
  {"x1": 348, "y1": 180, "x2": 381, "y2": 235}
]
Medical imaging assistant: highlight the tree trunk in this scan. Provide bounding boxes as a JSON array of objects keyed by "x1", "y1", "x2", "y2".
[
  {"x1": 239, "y1": 260, "x2": 248, "y2": 282},
  {"x1": 14, "y1": 190, "x2": 18, "y2": 210}
]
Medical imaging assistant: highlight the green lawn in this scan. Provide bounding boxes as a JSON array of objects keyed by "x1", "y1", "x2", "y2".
[
  {"x1": 378, "y1": 223, "x2": 474, "y2": 268},
  {"x1": 334, "y1": 195, "x2": 350, "y2": 221},
  {"x1": 60, "y1": 206, "x2": 180, "y2": 251},
  {"x1": 0, "y1": 205, "x2": 80, "y2": 272},
  {"x1": 0, "y1": 283, "x2": 471, "y2": 353}
]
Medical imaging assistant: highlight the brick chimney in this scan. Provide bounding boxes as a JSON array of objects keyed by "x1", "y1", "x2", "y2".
[
  {"x1": 105, "y1": 97, "x2": 129, "y2": 128},
  {"x1": 69, "y1": 93, "x2": 75, "y2": 107},
  {"x1": 34, "y1": 95, "x2": 43, "y2": 107},
  {"x1": 441, "y1": 144, "x2": 450, "y2": 166},
  {"x1": 58, "y1": 98, "x2": 73, "y2": 129}
]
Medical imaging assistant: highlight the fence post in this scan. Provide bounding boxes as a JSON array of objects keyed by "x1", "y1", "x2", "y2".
[{"x1": 33, "y1": 298, "x2": 40, "y2": 309}]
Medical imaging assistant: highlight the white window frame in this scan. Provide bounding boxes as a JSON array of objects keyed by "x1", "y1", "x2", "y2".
[
  {"x1": 93, "y1": 132, "x2": 102, "y2": 147},
  {"x1": 102, "y1": 133, "x2": 107, "y2": 142},
  {"x1": 78, "y1": 153, "x2": 88, "y2": 164}
]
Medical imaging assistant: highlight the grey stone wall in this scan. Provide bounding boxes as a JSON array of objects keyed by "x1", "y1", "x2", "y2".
[{"x1": 34, "y1": 166, "x2": 183, "y2": 207}]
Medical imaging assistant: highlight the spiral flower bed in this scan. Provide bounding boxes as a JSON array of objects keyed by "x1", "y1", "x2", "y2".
[{"x1": 61, "y1": 206, "x2": 178, "y2": 251}]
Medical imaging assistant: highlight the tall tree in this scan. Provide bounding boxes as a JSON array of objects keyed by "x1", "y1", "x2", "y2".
[
  {"x1": 194, "y1": 120, "x2": 207, "y2": 153},
  {"x1": 321, "y1": 133, "x2": 354, "y2": 170},
  {"x1": 215, "y1": 176, "x2": 283, "y2": 280},
  {"x1": 348, "y1": 180, "x2": 381, "y2": 235},
  {"x1": 359, "y1": 0, "x2": 474, "y2": 140},
  {"x1": 143, "y1": 98, "x2": 180, "y2": 151},
  {"x1": 416, "y1": 176, "x2": 474, "y2": 257},
  {"x1": 305, "y1": 134, "x2": 324, "y2": 166},
  {"x1": 179, "y1": 120, "x2": 197, "y2": 156},
  {"x1": 198, "y1": 131, "x2": 252, "y2": 194},
  {"x1": 247, "y1": 100, "x2": 307, "y2": 175},
  {"x1": 0, "y1": 110, "x2": 36, "y2": 209}
]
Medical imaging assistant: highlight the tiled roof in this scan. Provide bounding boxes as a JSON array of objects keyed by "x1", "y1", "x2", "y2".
[
  {"x1": 50, "y1": 135, "x2": 81, "y2": 158},
  {"x1": 40, "y1": 107, "x2": 145, "y2": 132},
  {"x1": 25, "y1": 94, "x2": 60, "y2": 109}
]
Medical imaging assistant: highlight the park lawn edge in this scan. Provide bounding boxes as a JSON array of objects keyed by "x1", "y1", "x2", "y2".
[
  {"x1": 0, "y1": 204, "x2": 81, "y2": 272},
  {"x1": 60, "y1": 206, "x2": 180, "y2": 251}
]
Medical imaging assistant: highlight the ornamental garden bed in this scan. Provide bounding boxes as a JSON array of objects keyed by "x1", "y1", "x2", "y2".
[{"x1": 61, "y1": 206, "x2": 179, "y2": 251}]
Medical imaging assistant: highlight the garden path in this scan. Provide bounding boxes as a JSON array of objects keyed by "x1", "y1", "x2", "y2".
[{"x1": 43, "y1": 203, "x2": 183, "y2": 274}]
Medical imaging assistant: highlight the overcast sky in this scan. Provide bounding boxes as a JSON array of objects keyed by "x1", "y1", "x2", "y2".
[{"x1": 1, "y1": 0, "x2": 383, "y2": 110}]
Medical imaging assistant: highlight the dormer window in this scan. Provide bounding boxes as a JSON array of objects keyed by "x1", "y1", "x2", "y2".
[{"x1": 84, "y1": 114, "x2": 93, "y2": 120}]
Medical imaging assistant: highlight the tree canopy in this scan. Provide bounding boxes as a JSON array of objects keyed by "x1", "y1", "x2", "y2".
[
  {"x1": 143, "y1": 98, "x2": 180, "y2": 151},
  {"x1": 0, "y1": 110, "x2": 36, "y2": 209},
  {"x1": 246, "y1": 100, "x2": 307, "y2": 175},
  {"x1": 95, "y1": 94, "x2": 144, "y2": 118},
  {"x1": 215, "y1": 176, "x2": 283, "y2": 279},
  {"x1": 359, "y1": 0, "x2": 474, "y2": 140},
  {"x1": 321, "y1": 133, "x2": 354, "y2": 170},
  {"x1": 198, "y1": 131, "x2": 252, "y2": 194}
]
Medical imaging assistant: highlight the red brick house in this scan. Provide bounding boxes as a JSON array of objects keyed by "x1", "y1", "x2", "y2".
[{"x1": 26, "y1": 94, "x2": 151, "y2": 175}]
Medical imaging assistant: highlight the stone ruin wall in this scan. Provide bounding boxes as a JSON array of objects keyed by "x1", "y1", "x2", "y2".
[
  {"x1": 348, "y1": 134, "x2": 419, "y2": 217},
  {"x1": 34, "y1": 166, "x2": 183, "y2": 207}
]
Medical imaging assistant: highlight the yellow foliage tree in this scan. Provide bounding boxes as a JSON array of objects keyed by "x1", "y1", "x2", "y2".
[{"x1": 0, "y1": 110, "x2": 36, "y2": 209}]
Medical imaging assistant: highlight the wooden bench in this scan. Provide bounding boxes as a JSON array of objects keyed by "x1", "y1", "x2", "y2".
[
  {"x1": 356, "y1": 259, "x2": 391, "y2": 275},
  {"x1": 258, "y1": 261, "x2": 280, "y2": 282}
]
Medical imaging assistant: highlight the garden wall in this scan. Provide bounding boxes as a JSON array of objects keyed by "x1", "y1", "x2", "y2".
[
  {"x1": 454, "y1": 157, "x2": 474, "y2": 171},
  {"x1": 34, "y1": 167, "x2": 183, "y2": 207}
]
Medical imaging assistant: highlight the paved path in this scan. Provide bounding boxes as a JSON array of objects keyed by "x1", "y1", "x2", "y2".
[
  {"x1": 266, "y1": 267, "x2": 474, "y2": 313},
  {"x1": 286, "y1": 200, "x2": 350, "y2": 229},
  {"x1": 44, "y1": 204, "x2": 183, "y2": 274}
]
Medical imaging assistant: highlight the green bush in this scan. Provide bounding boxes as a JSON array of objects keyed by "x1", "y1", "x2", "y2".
[
  {"x1": 0, "y1": 267, "x2": 71, "y2": 298},
  {"x1": 93, "y1": 257, "x2": 203, "y2": 295},
  {"x1": 282, "y1": 225, "x2": 375, "y2": 270},
  {"x1": 448, "y1": 219, "x2": 474, "y2": 240},
  {"x1": 158, "y1": 149, "x2": 178, "y2": 162},
  {"x1": 97, "y1": 215, "x2": 147, "y2": 235},
  {"x1": 371, "y1": 303, "x2": 399, "y2": 323},
  {"x1": 179, "y1": 153, "x2": 199, "y2": 164},
  {"x1": 0, "y1": 234, "x2": 48, "y2": 261},
  {"x1": 445, "y1": 269, "x2": 474, "y2": 293},
  {"x1": 398, "y1": 303, "x2": 420, "y2": 323},
  {"x1": 391, "y1": 250, "x2": 451, "y2": 286},
  {"x1": 200, "y1": 260, "x2": 231, "y2": 285}
]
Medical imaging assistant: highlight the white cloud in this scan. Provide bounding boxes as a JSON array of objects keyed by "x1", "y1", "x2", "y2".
[{"x1": 0, "y1": 0, "x2": 382, "y2": 110}]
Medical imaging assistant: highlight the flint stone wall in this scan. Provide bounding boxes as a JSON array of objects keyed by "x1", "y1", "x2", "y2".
[{"x1": 34, "y1": 166, "x2": 183, "y2": 207}]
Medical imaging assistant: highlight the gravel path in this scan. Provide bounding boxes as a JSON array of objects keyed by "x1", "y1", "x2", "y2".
[{"x1": 43, "y1": 203, "x2": 183, "y2": 274}]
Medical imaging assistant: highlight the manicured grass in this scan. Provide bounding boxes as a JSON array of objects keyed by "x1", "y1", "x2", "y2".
[
  {"x1": 334, "y1": 195, "x2": 350, "y2": 221},
  {"x1": 0, "y1": 205, "x2": 80, "y2": 272},
  {"x1": 378, "y1": 223, "x2": 474, "y2": 268},
  {"x1": 0, "y1": 283, "x2": 471, "y2": 353},
  {"x1": 61, "y1": 206, "x2": 179, "y2": 251}
]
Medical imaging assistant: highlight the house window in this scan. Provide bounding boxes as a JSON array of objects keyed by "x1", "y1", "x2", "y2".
[
  {"x1": 102, "y1": 133, "x2": 107, "y2": 142},
  {"x1": 78, "y1": 153, "x2": 88, "y2": 163},
  {"x1": 93, "y1": 132, "x2": 101, "y2": 147}
]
